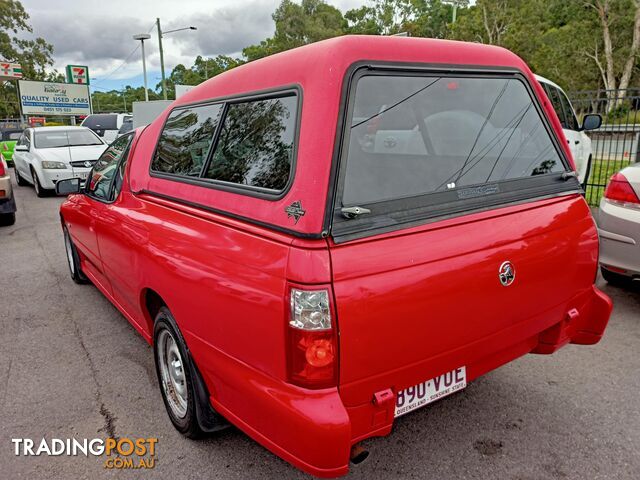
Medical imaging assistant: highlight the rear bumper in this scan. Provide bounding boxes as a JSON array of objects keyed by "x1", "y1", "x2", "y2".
[
  {"x1": 185, "y1": 284, "x2": 611, "y2": 478},
  {"x1": 0, "y1": 176, "x2": 15, "y2": 213},
  {"x1": 186, "y1": 332, "x2": 352, "y2": 478},
  {"x1": 0, "y1": 196, "x2": 16, "y2": 214},
  {"x1": 598, "y1": 199, "x2": 640, "y2": 277}
]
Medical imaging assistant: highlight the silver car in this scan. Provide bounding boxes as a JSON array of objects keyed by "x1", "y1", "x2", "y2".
[{"x1": 598, "y1": 162, "x2": 640, "y2": 284}]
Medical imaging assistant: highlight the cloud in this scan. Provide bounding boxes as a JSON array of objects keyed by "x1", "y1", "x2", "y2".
[
  {"x1": 19, "y1": 0, "x2": 364, "y2": 88},
  {"x1": 26, "y1": 1, "x2": 275, "y2": 82},
  {"x1": 166, "y1": 3, "x2": 275, "y2": 58}
]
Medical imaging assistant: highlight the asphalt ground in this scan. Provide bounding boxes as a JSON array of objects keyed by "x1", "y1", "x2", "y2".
[{"x1": 1, "y1": 171, "x2": 639, "y2": 479}]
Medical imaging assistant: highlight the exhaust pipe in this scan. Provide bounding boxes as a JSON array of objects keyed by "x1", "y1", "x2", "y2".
[{"x1": 350, "y1": 444, "x2": 369, "y2": 465}]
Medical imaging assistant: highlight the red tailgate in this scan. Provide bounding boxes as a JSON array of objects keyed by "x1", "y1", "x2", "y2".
[{"x1": 330, "y1": 195, "x2": 599, "y2": 407}]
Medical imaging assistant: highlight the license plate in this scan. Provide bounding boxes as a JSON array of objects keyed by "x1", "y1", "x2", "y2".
[
  {"x1": 77, "y1": 172, "x2": 88, "y2": 180},
  {"x1": 394, "y1": 366, "x2": 466, "y2": 417}
]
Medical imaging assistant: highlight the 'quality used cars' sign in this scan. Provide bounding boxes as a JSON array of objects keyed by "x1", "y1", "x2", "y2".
[{"x1": 18, "y1": 80, "x2": 91, "y2": 116}]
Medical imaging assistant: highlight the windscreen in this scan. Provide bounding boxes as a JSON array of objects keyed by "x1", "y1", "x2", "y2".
[
  {"x1": 35, "y1": 129, "x2": 103, "y2": 148},
  {"x1": 342, "y1": 75, "x2": 566, "y2": 206}
]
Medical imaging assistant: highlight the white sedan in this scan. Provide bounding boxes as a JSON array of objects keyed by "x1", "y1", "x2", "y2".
[
  {"x1": 536, "y1": 75, "x2": 601, "y2": 186},
  {"x1": 13, "y1": 126, "x2": 107, "y2": 197}
]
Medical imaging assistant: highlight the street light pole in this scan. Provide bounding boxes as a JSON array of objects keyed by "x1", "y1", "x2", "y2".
[
  {"x1": 133, "y1": 33, "x2": 151, "y2": 102},
  {"x1": 155, "y1": 21, "x2": 197, "y2": 100},
  {"x1": 157, "y1": 18, "x2": 167, "y2": 101}
]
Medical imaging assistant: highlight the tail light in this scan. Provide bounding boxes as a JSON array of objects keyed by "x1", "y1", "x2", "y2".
[
  {"x1": 287, "y1": 286, "x2": 337, "y2": 389},
  {"x1": 604, "y1": 172, "x2": 640, "y2": 207},
  {"x1": 0, "y1": 161, "x2": 5, "y2": 176}
]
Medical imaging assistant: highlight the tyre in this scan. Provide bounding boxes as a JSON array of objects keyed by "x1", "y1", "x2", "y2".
[
  {"x1": 601, "y1": 266, "x2": 631, "y2": 286},
  {"x1": 154, "y1": 308, "x2": 204, "y2": 439},
  {"x1": 15, "y1": 167, "x2": 29, "y2": 187},
  {"x1": 63, "y1": 225, "x2": 89, "y2": 284},
  {"x1": 31, "y1": 168, "x2": 52, "y2": 197},
  {"x1": 0, "y1": 212, "x2": 15, "y2": 226}
]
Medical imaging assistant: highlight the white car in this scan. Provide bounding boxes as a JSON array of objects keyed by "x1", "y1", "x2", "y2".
[
  {"x1": 536, "y1": 75, "x2": 601, "y2": 186},
  {"x1": 81, "y1": 113, "x2": 132, "y2": 144},
  {"x1": 13, "y1": 126, "x2": 107, "y2": 197}
]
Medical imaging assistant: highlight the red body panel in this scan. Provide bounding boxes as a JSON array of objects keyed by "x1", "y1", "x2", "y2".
[{"x1": 60, "y1": 36, "x2": 610, "y2": 478}]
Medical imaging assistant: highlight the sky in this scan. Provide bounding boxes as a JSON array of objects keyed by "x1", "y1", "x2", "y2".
[{"x1": 20, "y1": 0, "x2": 365, "y2": 93}]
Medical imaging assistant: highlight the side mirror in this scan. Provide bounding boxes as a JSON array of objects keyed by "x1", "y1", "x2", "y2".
[
  {"x1": 14, "y1": 145, "x2": 28, "y2": 152},
  {"x1": 55, "y1": 178, "x2": 81, "y2": 196},
  {"x1": 582, "y1": 114, "x2": 602, "y2": 131}
]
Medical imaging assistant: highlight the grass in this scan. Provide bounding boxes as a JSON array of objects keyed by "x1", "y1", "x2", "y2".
[
  {"x1": 584, "y1": 158, "x2": 633, "y2": 205},
  {"x1": 603, "y1": 110, "x2": 640, "y2": 125}
]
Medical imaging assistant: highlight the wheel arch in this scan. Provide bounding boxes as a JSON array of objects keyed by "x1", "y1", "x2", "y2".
[
  {"x1": 140, "y1": 287, "x2": 167, "y2": 340},
  {"x1": 143, "y1": 287, "x2": 229, "y2": 433}
]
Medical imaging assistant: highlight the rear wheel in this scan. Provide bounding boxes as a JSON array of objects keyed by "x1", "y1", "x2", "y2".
[
  {"x1": 0, "y1": 212, "x2": 15, "y2": 226},
  {"x1": 31, "y1": 168, "x2": 51, "y2": 198},
  {"x1": 15, "y1": 167, "x2": 28, "y2": 186},
  {"x1": 63, "y1": 226, "x2": 89, "y2": 284},
  {"x1": 601, "y1": 267, "x2": 631, "y2": 286},
  {"x1": 154, "y1": 308, "x2": 204, "y2": 439}
]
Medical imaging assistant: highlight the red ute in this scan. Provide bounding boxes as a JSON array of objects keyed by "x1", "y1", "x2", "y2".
[{"x1": 58, "y1": 36, "x2": 612, "y2": 477}]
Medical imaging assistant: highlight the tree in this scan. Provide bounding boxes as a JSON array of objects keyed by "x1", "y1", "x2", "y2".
[
  {"x1": 192, "y1": 55, "x2": 244, "y2": 80},
  {"x1": 451, "y1": 0, "x2": 640, "y2": 102},
  {"x1": 243, "y1": 0, "x2": 345, "y2": 61},
  {"x1": 91, "y1": 86, "x2": 160, "y2": 114},
  {"x1": 345, "y1": 0, "x2": 467, "y2": 38},
  {"x1": 159, "y1": 55, "x2": 243, "y2": 99},
  {"x1": 0, "y1": 0, "x2": 55, "y2": 117},
  {"x1": 583, "y1": 0, "x2": 640, "y2": 108}
]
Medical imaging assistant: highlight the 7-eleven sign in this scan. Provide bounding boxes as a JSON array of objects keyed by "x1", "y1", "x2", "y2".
[
  {"x1": 0, "y1": 63, "x2": 23, "y2": 80},
  {"x1": 66, "y1": 65, "x2": 90, "y2": 85}
]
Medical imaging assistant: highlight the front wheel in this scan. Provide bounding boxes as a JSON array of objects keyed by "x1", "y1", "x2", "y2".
[
  {"x1": 154, "y1": 308, "x2": 203, "y2": 439},
  {"x1": 15, "y1": 167, "x2": 29, "y2": 186},
  {"x1": 32, "y1": 168, "x2": 52, "y2": 198}
]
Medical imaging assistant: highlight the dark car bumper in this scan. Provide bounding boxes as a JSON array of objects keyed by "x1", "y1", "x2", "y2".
[{"x1": 0, "y1": 196, "x2": 17, "y2": 214}]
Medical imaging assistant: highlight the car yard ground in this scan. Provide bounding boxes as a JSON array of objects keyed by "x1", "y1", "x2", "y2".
[{"x1": 1, "y1": 172, "x2": 639, "y2": 480}]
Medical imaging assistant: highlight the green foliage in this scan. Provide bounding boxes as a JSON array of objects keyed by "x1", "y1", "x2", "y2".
[
  {"x1": 345, "y1": 0, "x2": 464, "y2": 37},
  {"x1": 7, "y1": 0, "x2": 640, "y2": 120},
  {"x1": 243, "y1": 0, "x2": 345, "y2": 61},
  {"x1": 92, "y1": 86, "x2": 161, "y2": 114},
  {"x1": 159, "y1": 55, "x2": 244, "y2": 99},
  {"x1": 0, "y1": 0, "x2": 55, "y2": 117},
  {"x1": 451, "y1": 0, "x2": 640, "y2": 92}
]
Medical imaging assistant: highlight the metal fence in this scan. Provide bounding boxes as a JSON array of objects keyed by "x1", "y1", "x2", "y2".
[{"x1": 568, "y1": 89, "x2": 640, "y2": 206}]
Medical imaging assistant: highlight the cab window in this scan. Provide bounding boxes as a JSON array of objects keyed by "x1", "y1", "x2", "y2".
[
  {"x1": 203, "y1": 95, "x2": 297, "y2": 192},
  {"x1": 152, "y1": 103, "x2": 224, "y2": 177},
  {"x1": 86, "y1": 134, "x2": 133, "y2": 201}
]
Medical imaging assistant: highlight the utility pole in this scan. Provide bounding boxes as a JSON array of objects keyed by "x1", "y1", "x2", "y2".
[
  {"x1": 155, "y1": 21, "x2": 197, "y2": 100},
  {"x1": 157, "y1": 18, "x2": 167, "y2": 100}
]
